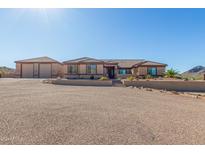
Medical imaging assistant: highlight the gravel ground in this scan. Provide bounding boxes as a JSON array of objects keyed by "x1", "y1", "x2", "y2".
[{"x1": 1, "y1": 79, "x2": 205, "y2": 145}]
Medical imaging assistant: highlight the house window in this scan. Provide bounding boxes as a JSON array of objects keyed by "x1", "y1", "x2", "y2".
[
  {"x1": 126, "y1": 69, "x2": 132, "y2": 74},
  {"x1": 87, "y1": 64, "x2": 97, "y2": 74},
  {"x1": 119, "y1": 69, "x2": 126, "y2": 75},
  {"x1": 68, "y1": 65, "x2": 78, "y2": 74},
  {"x1": 147, "y1": 67, "x2": 157, "y2": 76},
  {"x1": 119, "y1": 69, "x2": 131, "y2": 75}
]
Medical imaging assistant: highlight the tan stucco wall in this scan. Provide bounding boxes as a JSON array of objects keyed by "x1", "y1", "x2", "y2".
[
  {"x1": 65, "y1": 64, "x2": 104, "y2": 75},
  {"x1": 79, "y1": 64, "x2": 86, "y2": 74},
  {"x1": 52, "y1": 79, "x2": 112, "y2": 86},
  {"x1": 97, "y1": 64, "x2": 104, "y2": 74},
  {"x1": 64, "y1": 64, "x2": 103, "y2": 79},
  {"x1": 157, "y1": 67, "x2": 165, "y2": 76},
  {"x1": 33, "y1": 63, "x2": 39, "y2": 78},
  {"x1": 138, "y1": 67, "x2": 147, "y2": 76},
  {"x1": 80, "y1": 75, "x2": 103, "y2": 79},
  {"x1": 65, "y1": 74, "x2": 103, "y2": 79},
  {"x1": 63, "y1": 65, "x2": 67, "y2": 74},
  {"x1": 15, "y1": 63, "x2": 21, "y2": 77},
  {"x1": 117, "y1": 74, "x2": 131, "y2": 79},
  {"x1": 52, "y1": 63, "x2": 58, "y2": 75},
  {"x1": 123, "y1": 80, "x2": 205, "y2": 92},
  {"x1": 63, "y1": 64, "x2": 166, "y2": 79},
  {"x1": 132, "y1": 66, "x2": 165, "y2": 76},
  {"x1": 16, "y1": 62, "x2": 63, "y2": 78},
  {"x1": 52, "y1": 63, "x2": 63, "y2": 77}
]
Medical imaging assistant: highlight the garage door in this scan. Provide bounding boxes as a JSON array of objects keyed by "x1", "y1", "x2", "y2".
[
  {"x1": 39, "y1": 64, "x2": 52, "y2": 78},
  {"x1": 22, "y1": 64, "x2": 34, "y2": 78}
]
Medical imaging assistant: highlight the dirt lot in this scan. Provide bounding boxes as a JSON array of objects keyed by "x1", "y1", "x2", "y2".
[{"x1": 1, "y1": 79, "x2": 205, "y2": 144}]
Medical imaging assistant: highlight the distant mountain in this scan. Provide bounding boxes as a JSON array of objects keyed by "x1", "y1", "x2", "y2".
[
  {"x1": 185, "y1": 66, "x2": 205, "y2": 74},
  {"x1": 182, "y1": 66, "x2": 205, "y2": 80}
]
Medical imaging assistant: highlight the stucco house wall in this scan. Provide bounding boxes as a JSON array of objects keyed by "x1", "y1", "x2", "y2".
[
  {"x1": 97, "y1": 64, "x2": 104, "y2": 74},
  {"x1": 132, "y1": 66, "x2": 166, "y2": 77},
  {"x1": 123, "y1": 80, "x2": 205, "y2": 92},
  {"x1": 157, "y1": 67, "x2": 165, "y2": 76},
  {"x1": 17, "y1": 63, "x2": 63, "y2": 78},
  {"x1": 79, "y1": 64, "x2": 86, "y2": 74},
  {"x1": 15, "y1": 57, "x2": 63, "y2": 78},
  {"x1": 63, "y1": 65, "x2": 67, "y2": 75},
  {"x1": 137, "y1": 66, "x2": 148, "y2": 76},
  {"x1": 16, "y1": 57, "x2": 167, "y2": 79},
  {"x1": 33, "y1": 63, "x2": 39, "y2": 78},
  {"x1": 64, "y1": 64, "x2": 104, "y2": 79},
  {"x1": 51, "y1": 63, "x2": 64, "y2": 78},
  {"x1": 15, "y1": 63, "x2": 21, "y2": 78}
]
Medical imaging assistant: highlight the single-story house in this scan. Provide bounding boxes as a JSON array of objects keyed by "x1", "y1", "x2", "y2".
[
  {"x1": 63, "y1": 57, "x2": 167, "y2": 79},
  {"x1": 15, "y1": 56, "x2": 167, "y2": 79},
  {"x1": 15, "y1": 57, "x2": 63, "y2": 78}
]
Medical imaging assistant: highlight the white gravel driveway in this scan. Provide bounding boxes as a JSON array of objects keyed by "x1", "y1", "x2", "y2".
[{"x1": 0, "y1": 79, "x2": 205, "y2": 144}]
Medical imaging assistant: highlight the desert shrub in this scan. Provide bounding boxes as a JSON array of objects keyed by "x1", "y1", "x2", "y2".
[
  {"x1": 175, "y1": 74, "x2": 182, "y2": 79},
  {"x1": 183, "y1": 77, "x2": 197, "y2": 81},
  {"x1": 190, "y1": 77, "x2": 196, "y2": 80},
  {"x1": 99, "y1": 76, "x2": 109, "y2": 80},
  {"x1": 0, "y1": 70, "x2": 4, "y2": 78},
  {"x1": 138, "y1": 76, "x2": 145, "y2": 79},
  {"x1": 195, "y1": 76, "x2": 204, "y2": 80},
  {"x1": 126, "y1": 76, "x2": 135, "y2": 81},
  {"x1": 183, "y1": 77, "x2": 189, "y2": 81},
  {"x1": 145, "y1": 74, "x2": 153, "y2": 79},
  {"x1": 165, "y1": 68, "x2": 179, "y2": 78}
]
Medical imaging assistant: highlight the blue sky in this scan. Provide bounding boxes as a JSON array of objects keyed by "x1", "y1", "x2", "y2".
[{"x1": 0, "y1": 9, "x2": 204, "y2": 72}]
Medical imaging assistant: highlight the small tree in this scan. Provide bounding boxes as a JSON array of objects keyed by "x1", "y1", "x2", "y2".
[
  {"x1": 126, "y1": 76, "x2": 135, "y2": 81},
  {"x1": 165, "y1": 68, "x2": 179, "y2": 78}
]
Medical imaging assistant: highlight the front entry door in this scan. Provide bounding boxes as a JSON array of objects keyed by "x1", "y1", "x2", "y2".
[{"x1": 107, "y1": 67, "x2": 115, "y2": 79}]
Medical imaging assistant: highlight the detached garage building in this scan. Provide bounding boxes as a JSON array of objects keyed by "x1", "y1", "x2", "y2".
[{"x1": 15, "y1": 57, "x2": 63, "y2": 78}]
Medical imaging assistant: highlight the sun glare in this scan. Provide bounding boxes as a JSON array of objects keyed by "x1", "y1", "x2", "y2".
[{"x1": 12, "y1": 8, "x2": 63, "y2": 25}]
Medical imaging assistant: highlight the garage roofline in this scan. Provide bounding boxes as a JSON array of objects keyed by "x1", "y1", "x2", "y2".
[{"x1": 15, "y1": 56, "x2": 62, "y2": 65}]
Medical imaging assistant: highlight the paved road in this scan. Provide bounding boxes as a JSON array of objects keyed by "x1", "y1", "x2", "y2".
[{"x1": 0, "y1": 79, "x2": 205, "y2": 144}]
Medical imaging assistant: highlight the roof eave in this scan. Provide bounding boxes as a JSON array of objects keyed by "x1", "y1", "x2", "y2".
[{"x1": 15, "y1": 61, "x2": 62, "y2": 64}]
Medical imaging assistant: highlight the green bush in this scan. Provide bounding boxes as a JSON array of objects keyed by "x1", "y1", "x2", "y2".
[
  {"x1": 99, "y1": 76, "x2": 109, "y2": 80},
  {"x1": 126, "y1": 76, "x2": 135, "y2": 81},
  {"x1": 165, "y1": 68, "x2": 179, "y2": 78}
]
